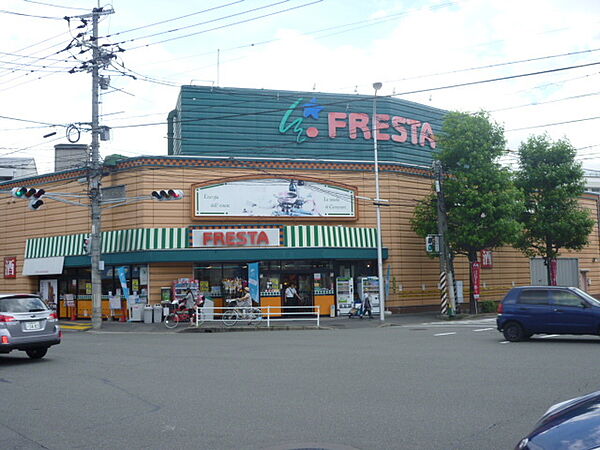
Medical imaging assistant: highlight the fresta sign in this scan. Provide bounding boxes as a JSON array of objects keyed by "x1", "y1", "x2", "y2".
[
  {"x1": 172, "y1": 86, "x2": 446, "y2": 167},
  {"x1": 279, "y1": 97, "x2": 436, "y2": 148}
]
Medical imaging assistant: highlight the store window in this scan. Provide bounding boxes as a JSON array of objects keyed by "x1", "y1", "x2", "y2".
[{"x1": 195, "y1": 264, "x2": 223, "y2": 297}]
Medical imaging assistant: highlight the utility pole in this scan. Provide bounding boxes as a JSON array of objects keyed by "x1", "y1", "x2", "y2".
[
  {"x1": 433, "y1": 160, "x2": 456, "y2": 317},
  {"x1": 85, "y1": 6, "x2": 113, "y2": 329}
]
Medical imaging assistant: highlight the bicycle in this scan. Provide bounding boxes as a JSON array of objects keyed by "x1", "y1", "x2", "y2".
[
  {"x1": 222, "y1": 299, "x2": 263, "y2": 327},
  {"x1": 164, "y1": 306, "x2": 204, "y2": 329}
]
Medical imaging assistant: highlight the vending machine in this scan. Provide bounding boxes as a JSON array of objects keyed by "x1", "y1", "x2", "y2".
[
  {"x1": 335, "y1": 277, "x2": 353, "y2": 316},
  {"x1": 357, "y1": 276, "x2": 380, "y2": 314}
]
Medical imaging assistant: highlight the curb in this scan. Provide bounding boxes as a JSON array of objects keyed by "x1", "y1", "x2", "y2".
[{"x1": 179, "y1": 325, "x2": 334, "y2": 333}]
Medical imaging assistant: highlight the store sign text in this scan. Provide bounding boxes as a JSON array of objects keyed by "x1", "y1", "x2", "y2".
[
  {"x1": 279, "y1": 97, "x2": 436, "y2": 148},
  {"x1": 192, "y1": 229, "x2": 280, "y2": 248}
]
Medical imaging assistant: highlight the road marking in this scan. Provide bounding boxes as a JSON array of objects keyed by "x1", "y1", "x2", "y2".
[
  {"x1": 499, "y1": 341, "x2": 509, "y2": 344},
  {"x1": 60, "y1": 324, "x2": 92, "y2": 330},
  {"x1": 540, "y1": 334, "x2": 560, "y2": 339},
  {"x1": 473, "y1": 328, "x2": 494, "y2": 332},
  {"x1": 434, "y1": 332, "x2": 456, "y2": 336}
]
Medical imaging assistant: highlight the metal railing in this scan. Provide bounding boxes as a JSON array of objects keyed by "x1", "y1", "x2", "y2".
[{"x1": 193, "y1": 305, "x2": 320, "y2": 328}]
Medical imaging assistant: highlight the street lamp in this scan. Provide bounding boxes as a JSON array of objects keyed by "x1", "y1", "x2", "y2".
[{"x1": 372, "y1": 81, "x2": 386, "y2": 322}]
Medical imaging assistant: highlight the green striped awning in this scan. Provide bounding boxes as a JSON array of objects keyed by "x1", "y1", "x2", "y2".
[
  {"x1": 284, "y1": 226, "x2": 378, "y2": 248},
  {"x1": 25, "y1": 228, "x2": 187, "y2": 259}
]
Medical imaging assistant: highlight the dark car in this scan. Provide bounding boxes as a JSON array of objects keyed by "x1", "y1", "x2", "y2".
[
  {"x1": 516, "y1": 390, "x2": 600, "y2": 450},
  {"x1": 496, "y1": 286, "x2": 600, "y2": 342},
  {"x1": 0, "y1": 294, "x2": 61, "y2": 359}
]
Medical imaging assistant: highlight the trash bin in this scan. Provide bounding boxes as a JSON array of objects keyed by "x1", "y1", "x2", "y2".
[
  {"x1": 153, "y1": 304, "x2": 163, "y2": 323},
  {"x1": 143, "y1": 305, "x2": 153, "y2": 324}
]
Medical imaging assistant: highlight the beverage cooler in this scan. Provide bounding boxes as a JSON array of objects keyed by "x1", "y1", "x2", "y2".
[
  {"x1": 335, "y1": 277, "x2": 353, "y2": 315},
  {"x1": 357, "y1": 276, "x2": 380, "y2": 314}
]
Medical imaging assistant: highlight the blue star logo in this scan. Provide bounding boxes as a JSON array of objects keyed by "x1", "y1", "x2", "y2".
[{"x1": 302, "y1": 98, "x2": 324, "y2": 120}]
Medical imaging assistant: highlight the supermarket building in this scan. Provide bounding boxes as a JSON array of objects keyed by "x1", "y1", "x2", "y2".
[{"x1": 1, "y1": 85, "x2": 599, "y2": 318}]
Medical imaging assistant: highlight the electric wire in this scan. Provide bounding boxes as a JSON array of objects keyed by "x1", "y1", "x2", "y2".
[
  {"x1": 21, "y1": 0, "x2": 89, "y2": 10},
  {"x1": 105, "y1": 60, "x2": 600, "y2": 131},
  {"x1": 99, "y1": 0, "x2": 246, "y2": 39},
  {"x1": 0, "y1": 8, "x2": 64, "y2": 20},
  {"x1": 122, "y1": 0, "x2": 323, "y2": 51}
]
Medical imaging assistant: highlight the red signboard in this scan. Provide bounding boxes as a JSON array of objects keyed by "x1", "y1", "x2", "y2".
[
  {"x1": 4, "y1": 257, "x2": 16, "y2": 279},
  {"x1": 471, "y1": 261, "x2": 481, "y2": 300}
]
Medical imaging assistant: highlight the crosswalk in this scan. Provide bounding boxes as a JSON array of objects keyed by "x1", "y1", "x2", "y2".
[{"x1": 420, "y1": 317, "x2": 497, "y2": 328}]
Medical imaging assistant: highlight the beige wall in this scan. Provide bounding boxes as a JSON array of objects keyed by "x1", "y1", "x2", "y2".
[{"x1": 1, "y1": 160, "x2": 599, "y2": 311}]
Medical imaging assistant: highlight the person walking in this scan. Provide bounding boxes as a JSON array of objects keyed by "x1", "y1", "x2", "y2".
[{"x1": 360, "y1": 293, "x2": 373, "y2": 319}]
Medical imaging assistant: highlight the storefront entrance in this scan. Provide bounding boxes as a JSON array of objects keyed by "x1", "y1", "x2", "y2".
[{"x1": 281, "y1": 273, "x2": 313, "y2": 314}]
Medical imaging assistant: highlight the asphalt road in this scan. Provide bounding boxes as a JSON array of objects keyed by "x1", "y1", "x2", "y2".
[{"x1": 1, "y1": 319, "x2": 599, "y2": 450}]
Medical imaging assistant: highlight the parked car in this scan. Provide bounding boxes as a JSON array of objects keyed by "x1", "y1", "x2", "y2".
[
  {"x1": 0, "y1": 294, "x2": 61, "y2": 359},
  {"x1": 496, "y1": 286, "x2": 600, "y2": 341},
  {"x1": 516, "y1": 390, "x2": 600, "y2": 449}
]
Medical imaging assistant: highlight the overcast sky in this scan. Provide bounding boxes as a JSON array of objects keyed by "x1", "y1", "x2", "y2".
[{"x1": 2, "y1": 0, "x2": 599, "y2": 174}]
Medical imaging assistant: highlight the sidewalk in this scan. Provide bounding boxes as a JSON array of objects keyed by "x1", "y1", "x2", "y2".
[{"x1": 59, "y1": 311, "x2": 493, "y2": 333}]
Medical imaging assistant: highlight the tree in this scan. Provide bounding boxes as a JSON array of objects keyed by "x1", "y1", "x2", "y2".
[
  {"x1": 514, "y1": 134, "x2": 594, "y2": 285},
  {"x1": 411, "y1": 111, "x2": 523, "y2": 313}
]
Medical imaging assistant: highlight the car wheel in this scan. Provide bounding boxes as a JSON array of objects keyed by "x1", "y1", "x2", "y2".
[
  {"x1": 25, "y1": 348, "x2": 48, "y2": 360},
  {"x1": 503, "y1": 322, "x2": 525, "y2": 342}
]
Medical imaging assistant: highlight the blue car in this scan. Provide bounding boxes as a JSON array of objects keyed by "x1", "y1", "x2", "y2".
[
  {"x1": 496, "y1": 286, "x2": 600, "y2": 342},
  {"x1": 516, "y1": 390, "x2": 600, "y2": 449}
]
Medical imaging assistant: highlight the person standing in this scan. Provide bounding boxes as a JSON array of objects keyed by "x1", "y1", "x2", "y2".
[
  {"x1": 184, "y1": 288, "x2": 196, "y2": 311},
  {"x1": 360, "y1": 293, "x2": 372, "y2": 319},
  {"x1": 285, "y1": 283, "x2": 302, "y2": 306}
]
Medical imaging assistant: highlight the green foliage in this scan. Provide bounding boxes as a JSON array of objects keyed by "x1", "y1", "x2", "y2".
[
  {"x1": 103, "y1": 154, "x2": 128, "y2": 167},
  {"x1": 479, "y1": 300, "x2": 498, "y2": 313},
  {"x1": 514, "y1": 134, "x2": 594, "y2": 261},
  {"x1": 410, "y1": 111, "x2": 524, "y2": 262}
]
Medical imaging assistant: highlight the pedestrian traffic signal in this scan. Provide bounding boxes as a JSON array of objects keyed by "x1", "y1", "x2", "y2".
[
  {"x1": 83, "y1": 237, "x2": 91, "y2": 255},
  {"x1": 11, "y1": 187, "x2": 45, "y2": 210},
  {"x1": 151, "y1": 189, "x2": 184, "y2": 201},
  {"x1": 426, "y1": 234, "x2": 440, "y2": 253}
]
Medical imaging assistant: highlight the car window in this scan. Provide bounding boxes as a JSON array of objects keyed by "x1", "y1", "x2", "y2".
[
  {"x1": 571, "y1": 288, "x2": 600, "y2": 307},
  {"x1": 552, "y1": 290, "x2": 585, "y2": 307},
  {"x1": 0, "y1": 296, "x2": 48, "y2": 313},
  {"x1": 518, "y1": 289, "x2": 550, "y2": 305}
]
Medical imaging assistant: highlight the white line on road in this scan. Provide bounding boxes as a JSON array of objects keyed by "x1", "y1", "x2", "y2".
[
  {"x1": 499, "y1": 341, "x2": 509, "y2": 344},
  {"x1": 434, "y1": 332, "x2": 457, "y2": 336},
  {"x1": 473, "y1": 328, "x2": 494, "y2": 332},
  {"x1": 540, "y1": 334, "x2": 560, "y2": 339}
]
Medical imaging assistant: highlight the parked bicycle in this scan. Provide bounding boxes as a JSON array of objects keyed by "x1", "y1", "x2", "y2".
[
  {"x1": 164, "y1": 306, "x2": 204, "y2": 329},
  {"x1": 164, "y1": 295, "x2": 207, "y2": 329},
  {"x1": 222, "y1": 298, "x2": 263, "y2": 327}
]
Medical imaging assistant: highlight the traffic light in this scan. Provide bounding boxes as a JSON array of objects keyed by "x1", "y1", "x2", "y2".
[
  {"x1": 426, "y1": 235, "x2": 434, "y2": 253},
  {"x1": 151, "y1": 189, "x2": 184, "y2": 201},
  {"x1": 83, "y1": 237, "x2": 91, "y2": 255},
  {"x1": 11, "y1": 187, "x2": 45, "y2": 210},
  {"x1": 426, "y1": 234, "x2": 440, "y2": 253}
]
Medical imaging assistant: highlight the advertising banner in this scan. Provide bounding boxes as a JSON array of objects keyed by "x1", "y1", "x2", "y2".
[
  {"x1": 195, "y1": 178, "x2": 355, "y2": 218},
  {"x1": 471, "y1": 261, "x2": 481, "y2": 300},
  {"x1": 248, "y1": 262, "x2": 260, "y2": 304},
  {"x1": 117, "y1": 266, "x2": 130, "y2": 299}
]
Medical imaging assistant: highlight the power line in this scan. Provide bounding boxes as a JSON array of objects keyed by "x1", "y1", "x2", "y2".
[
  {"x1": 106, "y1": 60, "x2": 600, "y2": 131},
  {"x1": 21, "y1": 0, "x2": 89, "y2": 10},
  {"x1": 490, "y1": 91, "x2": 600, "y2": 113},
  {"x1": 506, "y1": 116, "x2": 600, "y2": 132},
  {"x1": 123, "y1": 0, "x2": 323, "y2": 51},
  {"x1": 100, "y1": 0, "x2": 246, "y2": 39},
  {"x1": 0, "y1": 8, "x2": 64, "y2": 20}
]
